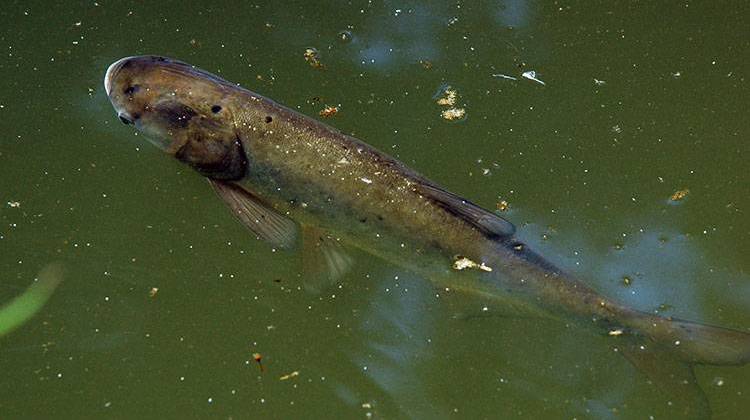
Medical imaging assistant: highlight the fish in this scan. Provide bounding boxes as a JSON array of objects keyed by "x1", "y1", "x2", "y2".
[{"x1": 104, "y1": 55, "x2": 750, "y2": 416}]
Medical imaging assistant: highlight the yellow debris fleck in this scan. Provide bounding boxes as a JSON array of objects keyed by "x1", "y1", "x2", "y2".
[
  {"x1": 441, "y1": 107, "x2": 466, "y2": 121},
  {"x1": 496, "y1": 200, "x2": 509, "y2": 212},
  {"x1": 436, "y1": 88, "x2": 458, "y2": 106},
  {"x1": 319, "y1": 105, "x2": 338, "y2": 118},
  {"x1": 148, "y1": 287, "x2": 159, "y2": 298},
  {"x1": 304, "y1": 48, "x2": 323, "y2": 68},
  {"x1": 453, "y1": 256, "x2": 492, "y2": 272},
  {"x1": 608, "y1": 329, "x2": 624, "y2": 336},
  {"x1": 670, "y1": 189, "x2": 689, "y2": 201}
]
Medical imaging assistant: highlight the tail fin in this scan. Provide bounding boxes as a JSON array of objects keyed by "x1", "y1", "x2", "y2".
[
  {"x1": 617, "y1": 340, "x2": 711, "y2": 419},
  {"x1": 623, "y1": 310, "x2": 750, "y2": 365},
  {"x1": 608, "y1": 311, "x2": 750, "y2": 418}
]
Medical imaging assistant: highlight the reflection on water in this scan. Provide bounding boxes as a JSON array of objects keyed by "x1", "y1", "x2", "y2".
[
  {"x1": 496, "y1": 0, "x2": 530, "y2": 28},
  {"x1": 353, "y1": 273, "x2": 442, "y2": 417}
]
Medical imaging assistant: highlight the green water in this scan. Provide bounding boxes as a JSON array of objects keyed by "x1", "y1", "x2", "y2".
[{"x1": 1, "y1": 1, "x2": 749, "y2": 418}]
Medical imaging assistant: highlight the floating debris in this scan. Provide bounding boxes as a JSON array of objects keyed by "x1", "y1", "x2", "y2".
[
  {"x1": 492, "y1": 73, "x2": 517, "y2": 81},
  {"x1": 441, "y1": 107, "x2": 466, "y2": 121},
  {"x1": 279, "y1": 370, "x2": 299, "y2": 381},
  {"x1": 303, "y1": 48, "x2": 323, "y2": 69},
  {"x1": 453, "y1": 256, "x2": 492, "y2": 272},
  {"x1": 7, "y1": 201, "x2": 20, "y2": 208},
  {"x1": 521, "y1": 70, "x2": 546, "y2": 85},
  {"x1": 608, "y1": 329, "x2": 624, "y2": 336},
  {"x1": 622, "y1": 276, "x2": 632, "y2": 286},
  {"x1": 148, "y1": 287, "x2": 159, "y2": 298},
  {"x1": 594, "y1": 78, "x2": 606, "y2": 86},
  {"x1": 670, "y1": 189, "x2": 689, "y2": 202},
  {"x1": 337, "y1": 30, "x2": 353, "y2": 43},
  {"x1": 253, "y1": 352, "x2": 264, "y2": 372},
  {"x1": 436, "y1": 88, "x2": 458, "y2": 106},
  {"x1": 319, "y1": 105, "x2": 338, "y2": 118},
  {"x1": 434, "y1": 85, "x2": 467, "y2": 121},
  {"x1": 496, "y1": 200, "x2": 509, "y2": 212},
  {"x1": 419, "y1": 59, "x2": 433, "y2": 70}
]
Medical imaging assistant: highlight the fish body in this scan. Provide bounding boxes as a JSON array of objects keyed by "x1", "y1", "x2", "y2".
[{"x1": 105, "y1": 56, "x2": 750, "y2": 414}]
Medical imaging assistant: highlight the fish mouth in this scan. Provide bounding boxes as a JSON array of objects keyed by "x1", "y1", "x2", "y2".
[{"x1": 104, "y1": 56, "x2": 134, "y2": 97}]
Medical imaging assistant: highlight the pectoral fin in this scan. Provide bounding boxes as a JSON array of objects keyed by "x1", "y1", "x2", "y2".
[
  {"x1": 300, "y1": 225, "x2": 354, "y2": 292},
  {"x1": 208, "y1": 179, "x2": 297, "y2": 249}
]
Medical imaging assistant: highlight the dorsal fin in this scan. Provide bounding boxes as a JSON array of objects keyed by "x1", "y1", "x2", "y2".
[{"x1": 415, "y1": 181, "x2": 516, "y2": 240}]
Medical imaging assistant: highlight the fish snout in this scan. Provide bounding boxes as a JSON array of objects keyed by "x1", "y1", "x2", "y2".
[{"x1": 104, "y1": 56, "x2": 132, "y2": 97}]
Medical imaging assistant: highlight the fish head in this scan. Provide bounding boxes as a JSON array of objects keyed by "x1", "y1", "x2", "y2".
[{"x1": 104, "y1": 55, "x2": 246, "y2": 180}]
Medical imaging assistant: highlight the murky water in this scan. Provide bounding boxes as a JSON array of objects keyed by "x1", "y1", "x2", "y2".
[{"x1": 1, "y1": 1, "x2": 749, "y2": 418}]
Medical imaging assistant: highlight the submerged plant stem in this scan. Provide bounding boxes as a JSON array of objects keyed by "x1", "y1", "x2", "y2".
[{"x1": 0, "y1": 263, "x2": 63, "y2": 338}]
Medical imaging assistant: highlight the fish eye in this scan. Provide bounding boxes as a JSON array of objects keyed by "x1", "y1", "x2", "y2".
[
  {"x1": 123, "y1": 85, "x2": 140, "y2": 95},
  {"x1": 211, "y1": 105, "x2": 222, "y2": 113}
]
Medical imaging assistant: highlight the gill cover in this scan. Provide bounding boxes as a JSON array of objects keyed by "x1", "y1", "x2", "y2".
[{"x1": 155, "y1": 100, "x2": 247, "y2": 180}]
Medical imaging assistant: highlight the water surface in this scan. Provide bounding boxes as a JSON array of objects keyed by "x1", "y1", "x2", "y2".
[{"x1": 1, "y1": 1, "x2": 749, "y2": 418}]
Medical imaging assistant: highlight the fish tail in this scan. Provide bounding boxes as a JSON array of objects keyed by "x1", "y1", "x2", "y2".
[
  {"x1": 622, "y1": 309, "x2": 750, "y2": 366},
  {"x1": 610, "y1": 311, "x2": 750, "y2": 417}
]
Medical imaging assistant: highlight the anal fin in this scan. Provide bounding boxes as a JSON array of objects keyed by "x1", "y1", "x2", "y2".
[{"x1": 301, "y1": 225, "x2": 354, "y2": 292}]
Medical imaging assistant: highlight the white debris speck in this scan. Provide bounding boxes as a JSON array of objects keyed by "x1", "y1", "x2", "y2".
[
  {"x1": 608, "y1": 329, "x2": 624, "y2": 336},
  {"x1": 7, "y1": 201, "x2": 20, "y2": 208},
  {"x1": 280, "y1": 371, "x2": 300, "y2": 380},
  {"x1": 521, "y1": 70, "x2": 546, "y2": 85},
  {"x1": 360, "y1": 177, "x2": 373, "y2": 184},
  {"x1": 594, "y1": 78, "x2": 606, "y2": 86},
  {"x1": 492, "y1": 73, "x2": 517, "y2": 81}
]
